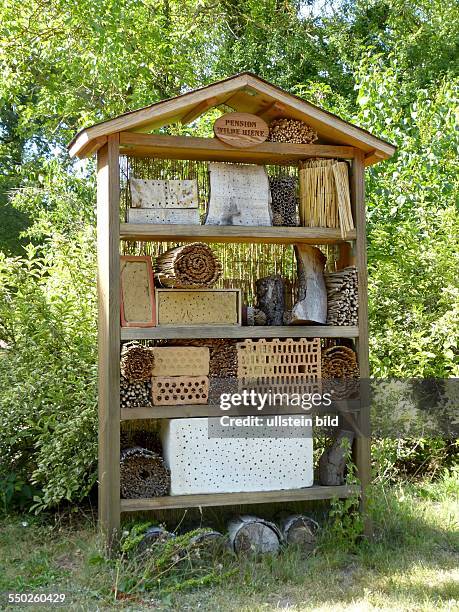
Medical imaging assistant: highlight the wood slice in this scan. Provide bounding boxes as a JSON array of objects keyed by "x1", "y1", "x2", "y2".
[
  {"x1": 291, "y1": 245, "x2": 327, "y2": 325},
  {"x1": 214, "y1": 112, "x2": 269, "y2": 148},
  {"x1": 228, "y1": 516, "x2": 282, "y2": 555}
]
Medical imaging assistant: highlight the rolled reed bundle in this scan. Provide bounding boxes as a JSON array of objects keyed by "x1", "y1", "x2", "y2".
[
  {"x1": 155, "y1": 242, "x2": 222, "y2": 288},
  {"x1": 325, "y1": 266, "x2": 358, "y2": 326},
  {"x1": 121, "y1": 342, "x2": 155, "y2": 382},
  {"x1": 299, "y1": 159, "x2": 354, "y2": 238},
  {"x1": 268, "y1": 118, "x2": 318, "y2": 144},
  {"x1": 321, "y1": 345, "x2": 359, "y2": 400},
  {"x1": 120, "y1": 447, "x2": 170, "y2": 498}
]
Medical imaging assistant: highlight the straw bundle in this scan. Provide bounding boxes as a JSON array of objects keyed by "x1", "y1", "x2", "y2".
[
  {"x1": 121, "y1": 342, "x2": 155, "y2": 382},
  {"x1": 120, "y1": 447, "x2": 170, "y2": 498},
  {"x1": 299, "y1": 159, "x2": 354, "y2": 238},
  {"x1": 155, "y1": 242, "x2": 222, "y2": 288}
]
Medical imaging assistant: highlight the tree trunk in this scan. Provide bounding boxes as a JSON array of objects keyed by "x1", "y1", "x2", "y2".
[{"x1": 256, "y1": 274, "x2": 285, "y2": 325}]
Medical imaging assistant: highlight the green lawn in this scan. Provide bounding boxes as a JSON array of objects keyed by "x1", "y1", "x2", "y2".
[{"x1": 0, "y1": 472, "x2": 458, "y2": 611}]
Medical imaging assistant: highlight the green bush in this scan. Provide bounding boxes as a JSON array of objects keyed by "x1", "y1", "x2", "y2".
[{"x1": 0, "y1": 231, "x2": 98, "y2": 512}]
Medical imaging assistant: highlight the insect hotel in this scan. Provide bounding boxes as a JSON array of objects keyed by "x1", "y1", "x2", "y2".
[{"x1": 68, "y1": 73, "x2": 395, "y2": 544}]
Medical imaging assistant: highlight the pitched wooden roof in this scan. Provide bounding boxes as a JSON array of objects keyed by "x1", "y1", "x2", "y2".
[{"x1": 68, "y1": 72, "x2": 396, "y2": 164}]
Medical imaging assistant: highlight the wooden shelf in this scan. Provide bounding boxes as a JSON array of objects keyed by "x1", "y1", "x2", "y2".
[
  {"x1": 119, "y1": 132, "x2": 356, "y2": 164},
  {"x1": 121, "y1": 402, "x2": 361, "y2": 421},
  {"x1": 120, "y1": 223, "x2": 356, "y2": 244},
  {"x1": 120, "y1": 484, "x2": 360, "y2": 511},
  {"x1": 121, "y1": 324, "x2": 358, "y2": 341}
]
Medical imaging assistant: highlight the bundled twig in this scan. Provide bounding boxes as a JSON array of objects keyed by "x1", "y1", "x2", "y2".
[
  {"x1": 298, "y1": 158, "x2": 354, "y2": 238},
  {"x1": 120, "y1": 376, "x2": 152, "y2": 409},
  {"x1": 155, "y1": 242, "x2": 222, "y2": 288},
  {"x1": 325, "y1": 266, "x2": 358, "y2": 326},
  {"x1": 321, "y1": 345, "x2": 359, "y2": 399},
  {"x1": 121, "y1": 342, "x2": 155, "y2": 382},
  {"x1": 268, "y1": 118, "x2": 318, "y2": 144},
  {"x1": 268, "y1": 177, "x2": 299, "y2": 226},
  {"x1": 120, "y1": 447, "x2": 170, "y2": 498}
]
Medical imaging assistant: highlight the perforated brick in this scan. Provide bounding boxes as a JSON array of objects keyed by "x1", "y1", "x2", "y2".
[{"x1": 151, "y1": 376, "x2": 209, "y2": 405}]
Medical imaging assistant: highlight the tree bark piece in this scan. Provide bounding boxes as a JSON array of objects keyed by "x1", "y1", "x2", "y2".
[
  {"x1": 291, "y1": 245, "x2": 327, "y2": 324},
  {"x1": 120, "y1": 447, "x2": 170, "y2": 498},
  {"x1": 256, "y1": 274, "x2": 285, "y2": 325},
  {"x1": 319, "y1": 429, "x2": 355, "y2": 486},
  {"x1": 228, "y1": 516, "x2": 282, "y2": 555},
  {"x1": 155, "y1": 242, "x2": 222, "y2": 288}
]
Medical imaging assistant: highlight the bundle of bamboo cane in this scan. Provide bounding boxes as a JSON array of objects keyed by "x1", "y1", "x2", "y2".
[
  {"x1": 268, "y1": 118, "x2": 318, "y2": 144},
  {"x1": 155, "y1": 242, "x2": 222, "y2": 288},
  {"x1": 120, "y1": 447, "x2": 170, "y2": 498},
  {"x1": 298, "y1": 159, "x2": 354, "y2": 238},
  {"x1": 325, "y1": 266, "x2": 358, "y2": 326}
]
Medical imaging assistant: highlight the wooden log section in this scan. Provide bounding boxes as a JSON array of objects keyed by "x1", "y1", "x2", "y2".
[
  {"x1": 228, "y1": 516, "x2": 282, "y2": 555},
  {"x1": 280, "y1": 515, "x2": 319, "y2": 550},
  {"x1": 155, "y1": 242, "x2": 222, "y2": 288},
  {"x1": 291, "y1": 245, "x2": 327, "y2": 325},
  {"x1": 319, "y1": 429, "x2": 355, "y2": 486},
  {"x1": 256, "y1": 274, "x2": 285, "y2": 325}
]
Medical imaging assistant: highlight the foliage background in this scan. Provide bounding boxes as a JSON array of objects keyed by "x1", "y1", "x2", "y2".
[{"x1": 0, "y1": 0, "x2": 457, "y2": 510}]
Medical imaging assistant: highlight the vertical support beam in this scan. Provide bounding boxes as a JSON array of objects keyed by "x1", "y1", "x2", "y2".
[
  {"x1": 97, "y1": 134, "x2": 120, "y2": 548},
  {"x1": 351, "y1": 149, "x2": 372, "y2": 536}
]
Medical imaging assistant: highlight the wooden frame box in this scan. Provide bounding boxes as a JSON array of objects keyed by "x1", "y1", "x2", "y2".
[
  {"x1": 120, "y1": 255, "x2": 156, "y2": 327},
  {"x1": 156, "y1": 288, "x2": 242, "y2": 326}
]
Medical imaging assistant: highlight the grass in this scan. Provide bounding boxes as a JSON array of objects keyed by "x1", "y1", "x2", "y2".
[{"x1": 0, "y1": 470, "x2": 458, "y2": 611}]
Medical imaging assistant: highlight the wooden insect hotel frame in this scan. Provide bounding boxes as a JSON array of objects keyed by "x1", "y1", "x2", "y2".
[{"x1": 69, "y1": 72, "x2": 395, "y2": 545}]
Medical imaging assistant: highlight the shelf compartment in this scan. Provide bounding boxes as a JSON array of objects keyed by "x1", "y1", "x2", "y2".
[
  {"x1": 120, "y1": 223, "x2": 356, "y2": 244},
  {"x1": 120, "y1": 485, "x2": 360, "y2": 511},
  {"x1": 121, "y1": 325, "x2": 358, "y2": 341}
]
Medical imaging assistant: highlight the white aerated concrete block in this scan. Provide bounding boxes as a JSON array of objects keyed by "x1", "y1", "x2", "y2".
[{"x1": 161, "y1": 417, "x2": 313, "y2": 495}]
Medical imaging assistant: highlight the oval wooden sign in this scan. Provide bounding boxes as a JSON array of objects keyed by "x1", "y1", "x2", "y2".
[{"x1": 214, "y1": 112, "x2": 269, "y2": 148}]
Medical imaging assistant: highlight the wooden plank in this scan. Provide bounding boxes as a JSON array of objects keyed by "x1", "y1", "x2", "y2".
[
  {"x1": 120, "y1": 324, "x2": 359, "y2": 341},
  {"x1": 120, "y1": 224, "x2": 357, "y2": 245},
  {"x1": 121, "y1": 402, "x2": 362, "y2": 421},
  {"x1": 120, "y1": 485, "x2": 360, "y2": 511},
  {"x1": 351, "y1": 148, "x2": 372, "y2": 536},
  {"x1": 97, "y1": 134, "x2": 121, "y2": 548},
  {"x1": 119, "y1": 133, "x2": 356, "y2": 163},
  {"x1": 181, "y1": 96, "x2": 219, "y2": 124}
]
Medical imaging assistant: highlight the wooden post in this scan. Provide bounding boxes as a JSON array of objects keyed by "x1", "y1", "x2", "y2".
[
  {"x1": 97, "y1": 134, "x2": 121, "y2": 548},
  {"x1": 351, "y1": 149, "x2": 372, "y2": 536}
]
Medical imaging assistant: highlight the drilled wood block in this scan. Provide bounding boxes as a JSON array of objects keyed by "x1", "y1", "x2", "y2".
[
  {"x1": 130, "y1": 178, "x2": 198, "y2": 208},
  {"x1": 152, "y1": 376, "x2": 209, "y2": 406},
  {"x1": 161, "y1": 417, "x2": 313, "y2": 495},
  {"x1": 156, "y1": 289, "x2": 241, "y2": 326},
  {"x1": 128, "y1": 208, "x2": 200, "y2": 225},
  {"x1": 151, "y1": 347, "x2": 210, "y2": 376},
  {"x1": 120, "y1": 256, "x2": 155, "y2": 327}
]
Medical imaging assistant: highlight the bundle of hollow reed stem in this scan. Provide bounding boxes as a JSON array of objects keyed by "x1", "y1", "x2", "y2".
[
  {"x1": 121, "y1": 341, "x2": 155, "y2": 382},
  {"x1": 325, "y1": 266, "x2": 358, "y2": 325},
  {"x1": 321, "y1": 345, "x2": 359, "y2": 399},
  {"x1": 298, "y1": 158, "x2": 354, "y2": 238},
  {"x1": 155, "y1": 242, "x2": 222, "y2": 288},
  {"x1": 120, "y1": 447, "x2": 170, "y2": 498},
  {"x1": 268, "y1": 118, "x2": 318, "y2": 144}
]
